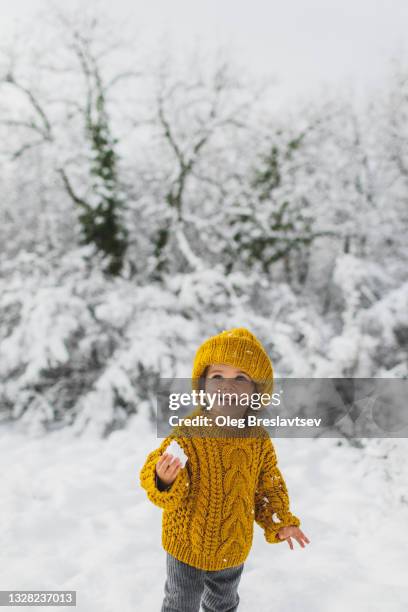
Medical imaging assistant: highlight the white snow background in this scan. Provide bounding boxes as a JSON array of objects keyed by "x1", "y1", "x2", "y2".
[{"x1": 1, "y1": 411, "x2": 407, "y2": 612}]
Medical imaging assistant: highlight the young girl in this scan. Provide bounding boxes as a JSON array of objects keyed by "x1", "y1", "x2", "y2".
[{"x1": 140, "y1": 327, "x2": 310, "y2": 612}]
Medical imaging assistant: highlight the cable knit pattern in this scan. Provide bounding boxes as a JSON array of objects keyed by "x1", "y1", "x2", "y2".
[{"x1": 139, "y1": 423, "x2": 301, "y2": 571}]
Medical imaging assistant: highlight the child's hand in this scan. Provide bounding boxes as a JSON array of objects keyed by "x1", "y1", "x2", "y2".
[
  {"x1": 277, "y1": 525, "x2": 310, "y2": 550},
  {"x1": 155, "y1": 452, "x2": 182, "y2": 487}
]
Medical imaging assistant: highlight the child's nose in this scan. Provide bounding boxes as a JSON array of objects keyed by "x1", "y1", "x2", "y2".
[{"x1": 217, "y1": 378, "x2": 237, "y2": 390}]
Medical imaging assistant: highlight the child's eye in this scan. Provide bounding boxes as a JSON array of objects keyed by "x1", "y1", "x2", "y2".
[
  {"x1": 211, "y1": 374, "x2": 223, "y2": 379},
  {"x1": 236, "y1": 375, "x2": 249, "y2": 381}
]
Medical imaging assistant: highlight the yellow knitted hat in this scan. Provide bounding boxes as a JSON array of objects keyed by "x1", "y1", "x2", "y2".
[{"x1": 192, "y1": 327, "x2": 274, "y2": 397}]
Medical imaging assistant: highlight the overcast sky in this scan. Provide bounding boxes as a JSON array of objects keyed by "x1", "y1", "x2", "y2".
[{"x1": 1, "y1": 0, "x2": 408, "y2": 113}]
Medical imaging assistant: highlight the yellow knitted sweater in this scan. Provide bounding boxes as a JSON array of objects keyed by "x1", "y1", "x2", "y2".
[{"x1": 139, "y1": 413, "x2": 301, "y2": 571}]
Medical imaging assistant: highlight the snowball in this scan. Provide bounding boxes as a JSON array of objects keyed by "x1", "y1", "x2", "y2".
[{"x1": 166, "y1": 440, "x2": 188, "y2": 468}]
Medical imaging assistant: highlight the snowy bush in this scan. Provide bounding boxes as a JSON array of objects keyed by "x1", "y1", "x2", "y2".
[
  {"x1": 0, "y1": 249, "x2": 201, "y2": 437},
  {"x1": 322, "y1": 254, "x2": 408, "y2": 378}
]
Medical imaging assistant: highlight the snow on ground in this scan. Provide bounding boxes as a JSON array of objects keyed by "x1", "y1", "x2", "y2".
[{"x1": 0, "y1": 412, "x2": 407, "y2": 612}]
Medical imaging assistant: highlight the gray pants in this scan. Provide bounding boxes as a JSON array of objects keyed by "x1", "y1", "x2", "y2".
[{"x1": 161, "y1": 552, "x2": 244, "y2": 612}]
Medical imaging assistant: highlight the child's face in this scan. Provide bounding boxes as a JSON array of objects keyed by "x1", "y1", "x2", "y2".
[{"x1": 204, "y1": 363, "x2": 255, "y2": 417}]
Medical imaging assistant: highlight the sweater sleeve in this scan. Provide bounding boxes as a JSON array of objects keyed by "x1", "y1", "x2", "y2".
[
  {"x1": 254, "y1": 436, "x2": 301, "y2": 544},
  {"x1": 139, "y1": 433, "x2": 191, "y2": 512}
]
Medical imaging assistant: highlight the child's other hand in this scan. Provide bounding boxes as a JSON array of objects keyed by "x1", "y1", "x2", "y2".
[
  {"x1": 277, "y1": 525, "x2": 310, "y2": 550},
  {"x1": 155, "y1": 452, "x2": 182, "y2": 487}
]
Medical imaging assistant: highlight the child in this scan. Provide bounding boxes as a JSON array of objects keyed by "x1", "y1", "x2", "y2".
[{"x1": 140, "y1": 327, "x2": 310, "y2": 612}]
